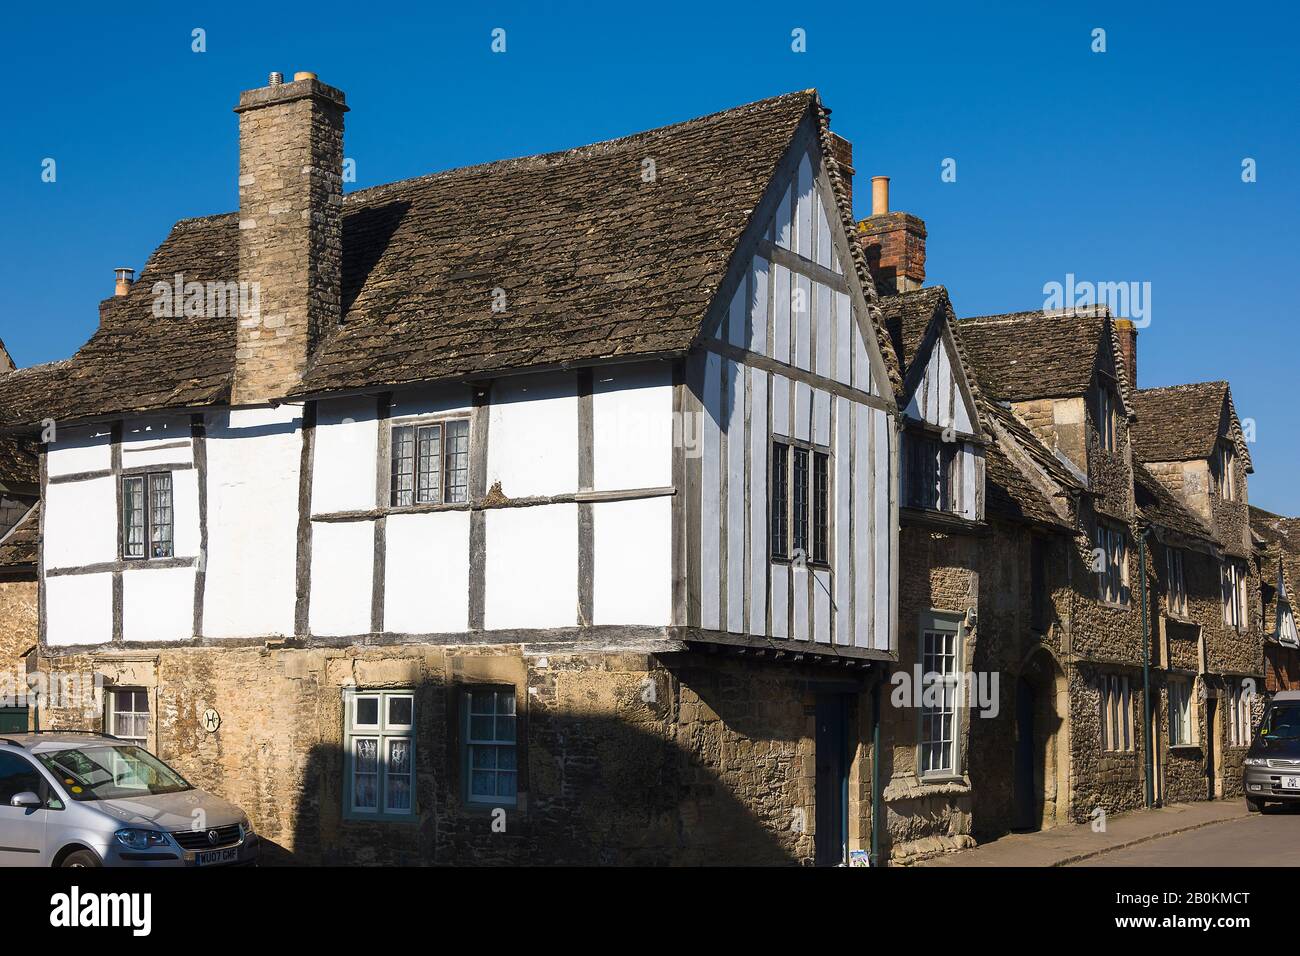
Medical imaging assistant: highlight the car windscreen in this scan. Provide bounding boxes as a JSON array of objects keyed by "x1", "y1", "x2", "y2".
[
  {"x1": 36, "y1": 745, "x2": 193, "y2": 801},
  {"x1": 1261, "y1": 704, "x2": 1300, "y2": 740}
]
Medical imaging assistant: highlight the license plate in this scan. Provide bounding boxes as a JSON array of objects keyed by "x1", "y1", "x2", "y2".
[
  {"x1": 1283, "y1": 776, "x2": 1300, "y2": 790},
  {"x1": 195, "y1": 847, "x2": 239, "y2": 866}
]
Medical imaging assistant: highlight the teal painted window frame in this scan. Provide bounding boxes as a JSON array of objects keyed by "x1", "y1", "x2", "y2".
[{"x1": 460, "y1": 687, "x2": 518, "y2": 808}]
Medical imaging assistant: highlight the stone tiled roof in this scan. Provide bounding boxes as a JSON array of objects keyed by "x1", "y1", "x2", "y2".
[
  {"x1": 0, "y1": 436, "x2": 37, "y2": 490},
  {"x1": 1134, "y1": 461, "x2": 1215, "y2": 543},
  {"x1": 0, "y1": 90, "x2": 899, "y2": 428},
  {"x1": 1129, "y1": 382, "x2": 1253, "y2": 472},
  {"x1": 956, "y1": 307, "x2": 1129, "y2": 406},
  {"x1": 877, "y1": 287, "x2": 948, "y2": 380},
  {"x1": 981, "y1": 400, "x2": 1082, "y2": 531},
  {"x1": 877, "y1": 285, "x2": 983, "y2": 417},
  {"x1": 0, "y1": 501, "x2": 37, "y2": 569}
]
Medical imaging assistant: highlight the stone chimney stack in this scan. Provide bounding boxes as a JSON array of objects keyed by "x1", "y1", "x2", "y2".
[
  {"x1": 232, "y1": 71, "x2": 347, "y2": 405},
  {"x1": 858, "y1": 177, "x2": 926, "y2": 295},
  {"x1": 1113, "y1": 318, "x2": 1138, "y2": 389}
]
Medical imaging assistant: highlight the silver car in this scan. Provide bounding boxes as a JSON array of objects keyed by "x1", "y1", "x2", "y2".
[{"x1": 0, "y1": 731, "x2": 258, "y2": 867}]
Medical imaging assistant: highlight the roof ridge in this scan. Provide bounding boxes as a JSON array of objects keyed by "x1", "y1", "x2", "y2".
[{"x1": 346, "y1": 90, "x2": 818, "y2": 204}]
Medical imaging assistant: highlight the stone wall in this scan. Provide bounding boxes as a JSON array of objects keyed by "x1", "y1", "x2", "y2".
[
  {"x1": 884, "y1": 524, "x2": 979, "y2": 863},
  {"x1": 37, "y1": 644, "x2": 876, "y2": 866},
  {"x1": 0, "y1": 577, "x2": 37, "y2": 727}
]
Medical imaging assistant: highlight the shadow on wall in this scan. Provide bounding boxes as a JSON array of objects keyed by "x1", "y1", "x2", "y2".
[{"x1": 272, "y1": 672, "x2": 800, "y2": 866}]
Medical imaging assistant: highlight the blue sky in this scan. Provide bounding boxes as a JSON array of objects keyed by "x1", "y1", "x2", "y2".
[{"x1": 2, "y1": 1, "x2": 1296, "y2": 510}]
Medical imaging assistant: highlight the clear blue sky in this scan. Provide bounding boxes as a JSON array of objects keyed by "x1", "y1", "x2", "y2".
[{"x1": 2, "y1": 2, "x2": 1296, "y2": 511}]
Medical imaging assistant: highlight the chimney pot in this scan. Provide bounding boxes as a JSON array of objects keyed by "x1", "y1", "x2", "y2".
[
  {"x1": 293, "y1": 71, "x2": 317, "y2": 82},
  {"x1": 871, "y1": 176, "x2": 890, "y2": 216},
  {"x1": 268, "y1": 71, "x2": 283, "y2": 86},
  {"x1": 858, "y1": 177, "x2": 926, "y2": 295},
  {"x1": 113, "y1": 267, "x2": 134, "y2": 297}
]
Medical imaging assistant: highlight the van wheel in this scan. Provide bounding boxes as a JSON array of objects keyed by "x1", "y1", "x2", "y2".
[
  {"x1": 60, "y1": 850, "x2": 101, "y2": 868},
  {"x1": 1247, "y1": 797, "x2": 1264, "y2": 813}
]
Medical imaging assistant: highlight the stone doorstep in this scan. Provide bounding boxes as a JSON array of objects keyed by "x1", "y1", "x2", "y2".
[{"x1": 907, "y1": 801, "x2": 1250, "y2": 867}]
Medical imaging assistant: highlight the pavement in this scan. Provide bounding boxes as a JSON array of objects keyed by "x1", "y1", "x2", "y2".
[{"x1": 914, "y1": 800, "x2": 1252, "y2": 867}]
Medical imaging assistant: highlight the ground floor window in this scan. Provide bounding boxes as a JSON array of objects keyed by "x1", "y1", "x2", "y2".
[
  {"x1": 1099, "y1": 673, "x2": 1133, "y2": 752},
  {"x1": 462, "y1": 687, "x2": 518, "y2": 806},
  {"x1": 1168, "y1": 677, "x2": 1194, "y2": 746},
  {"x1": 919, "y1": 623, "x2": 960, "y2": 776},
  {"x1": 344, "y1": 689, "x2": 415, "y2": 818},
  {"x1": 107, "y1": 688, "x2": 149, "y2": 747},
  {"x1": 1228, "y1": 680, "x2": 1254, "y2": 746}
]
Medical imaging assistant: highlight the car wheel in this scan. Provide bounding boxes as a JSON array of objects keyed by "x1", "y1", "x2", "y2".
[
  {"x1": 60, "y1": 850, "x2": 102, "y2": 868},
  {"x1": 1246, "y1": 797, "x2": 1263, "y2": 812}
]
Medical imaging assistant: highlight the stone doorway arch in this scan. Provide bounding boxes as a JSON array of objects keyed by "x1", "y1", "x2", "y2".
[{"x1": 1012, "y1": 646, "x2": 1071, "y2": 831}]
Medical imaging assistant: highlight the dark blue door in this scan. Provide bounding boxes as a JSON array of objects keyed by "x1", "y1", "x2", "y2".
[{"x1": 815, "y1": 695, "x2": 849, "y2": 865}]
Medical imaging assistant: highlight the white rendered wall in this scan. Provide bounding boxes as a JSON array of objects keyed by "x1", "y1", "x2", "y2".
[
  {"x1": 122, "y1": 566, "x2": 195, "y2": 642},
  {"x1": 487, "y1": 372, "x2": 577, "y2": 498},
  {"x1": 384, "y1": 510, "x2": 471, "y2": 634},
  {"x1": 592, "y1": 364, "x2": 673, "y2": 491},
  {"x1": 46, "y1": 425, "x2": 112, "y2": 477},
  {"x1": 43, "y1": 477, "x2": 116, "y2": 569},
  {"x1": 45, "y1": 574, "x2": 112, "y2": 646},
  {"x1": 484, "y1": 503, "x2": 578, "y2": 630},
  {"x1": 309, "y1": 519, "x2": 375, "y2": 637},
  {"x1": 592, "y1": 496, "x2": 671, "y2": 625},
  {"x1": 312, "y1": 396, "x2": 378, "y2": 515},
  {"x1": 202, "y1": 405, "x2": 302, "y2": 638}
]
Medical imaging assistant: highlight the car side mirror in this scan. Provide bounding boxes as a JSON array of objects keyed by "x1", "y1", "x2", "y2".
[{"x1": 9, "y1": 791, "x2": 41, "y2": 809}]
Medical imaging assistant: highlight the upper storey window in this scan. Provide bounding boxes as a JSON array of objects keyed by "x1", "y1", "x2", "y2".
[
  {"x1": 121, "y1": 473, "x2": 174, "y2": 560},
  {"x1": 1095, "y1": 383, "x2": 1118, "y2": 452},
  {"x1": 1212, "y1": 440, "x2": 1237, "y2": 501},
  {"x1": 903, "y1": 431, "x2": 959, "y2": 514},
  {"x1": 391, "y1": 419, "x2": 470, "y2": 508}
]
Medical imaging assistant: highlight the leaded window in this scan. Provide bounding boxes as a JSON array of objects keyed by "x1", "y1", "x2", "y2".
[
  {"x1": 391, "y1": 418, "x2": 470, "y2": 507},
  {"x1": 769, "y1": 440, "x2": 831, "y2": 566},
  {"x1": 904, "y1": 432, "x2": 957, "y2": 513},
  {"x1": 770, "y1": 442, "x2": 789, "y2": 559},
  {"x1": 121, "y1": 472, "x2": 174, "y2": 559}
]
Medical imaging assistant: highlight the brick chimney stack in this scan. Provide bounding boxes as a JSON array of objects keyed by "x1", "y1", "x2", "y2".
[
  {"x1": 858, "y1": 177, "x2": 926, "y2": 295},
  {"x1": 232, "y1": 70, "x2": 347, "y2": 405},
  {"x1": 1113, "y1": 318, "x2": 1138, "y2": 389}
]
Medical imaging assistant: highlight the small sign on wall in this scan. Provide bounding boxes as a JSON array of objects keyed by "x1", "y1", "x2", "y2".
[{"x1": 201, "y1": 708, "x2": 221, "y2": 733}]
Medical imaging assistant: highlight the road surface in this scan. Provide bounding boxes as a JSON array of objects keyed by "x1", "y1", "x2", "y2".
[{"x1": 1076, "y1": 805, "x2": 1300, "y2": 866}]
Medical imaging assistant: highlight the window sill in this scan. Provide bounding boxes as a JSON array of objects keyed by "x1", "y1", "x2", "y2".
[
  {"x1": 1168, "y1": 744, "x2": 1202, "y2": 754},
  {"x1": 342, "y1": 811, "x2": 422, "y2": 825}
]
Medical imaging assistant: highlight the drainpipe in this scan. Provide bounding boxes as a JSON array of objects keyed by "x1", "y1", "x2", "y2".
[
  {"x1": 870, "y1": 668, "x2": 885, "y2": 867},
  {"x1": 1139, "y1": 526, "x2": 1154, "y2": 808}
]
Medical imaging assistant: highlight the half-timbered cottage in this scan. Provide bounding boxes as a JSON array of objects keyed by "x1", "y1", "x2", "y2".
[{"x1": 0, "y1": 76, "x2": 902, "y2": 864}]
